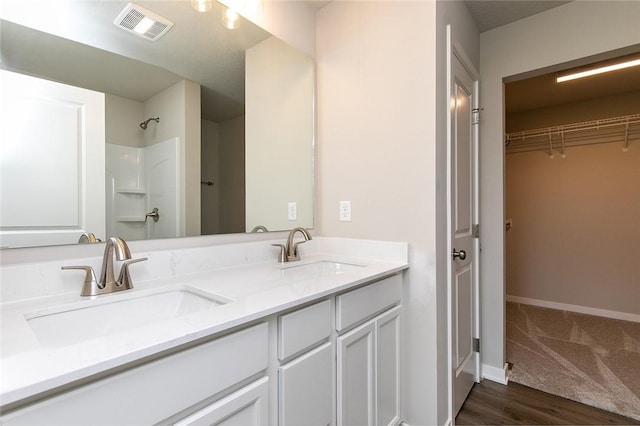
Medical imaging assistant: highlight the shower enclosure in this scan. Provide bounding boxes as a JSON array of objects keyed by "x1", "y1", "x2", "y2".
[{"x1": 106, "y1": 137, "x2": 183, "y2": 241}]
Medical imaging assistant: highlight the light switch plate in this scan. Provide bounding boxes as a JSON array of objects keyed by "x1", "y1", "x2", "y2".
[
  {"x1": 339, "y1": 201, "x2": 351, "y2": 222},
  {"x1": 288, "y1": 202, "x2": 297, "y2": 221}
]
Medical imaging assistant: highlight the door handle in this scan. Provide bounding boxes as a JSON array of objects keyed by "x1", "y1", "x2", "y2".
[{"x1": 452, "y1": 249, "x2": 466, "y2": 260}]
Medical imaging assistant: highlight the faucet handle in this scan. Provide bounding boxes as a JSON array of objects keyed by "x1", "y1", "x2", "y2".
[
  {"x1": 271, "y1": 244, "x2": 287, "y2": 263},
  {"x1": 117, "y1": 257, "x2": 148, "y2": 290},
  {"x1": 61, "y1": 265, "x2": 99, "y2": 296}
]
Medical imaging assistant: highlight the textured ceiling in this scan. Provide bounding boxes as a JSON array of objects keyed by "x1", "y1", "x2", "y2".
[
  {"x1": 4, "y1": 0, "x2": 636, "y2": 119},
  {"x1": 315, "y1": 0, "x2": 571, "y2": 30},
  {"x1": 465, "y1": 0, "x2": 572, "y2": 32},
  {"x1": 461, "y1": 1, "x2": 640, "y2": 114},
  {"x1": 1, "y1": 1, "x2": 272, "y2": 122}
]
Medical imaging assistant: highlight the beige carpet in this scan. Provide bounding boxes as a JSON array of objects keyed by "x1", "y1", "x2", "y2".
[{"x1": 506, "y1": 302, "x2": 640, "y2": 421}]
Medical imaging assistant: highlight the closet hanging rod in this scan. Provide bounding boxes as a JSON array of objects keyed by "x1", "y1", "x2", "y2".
[{"x1": 506, "y1": 113, "x2": 640, "y2": 141}]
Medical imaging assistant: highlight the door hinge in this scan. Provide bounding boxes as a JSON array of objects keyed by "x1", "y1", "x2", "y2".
[
  {"x1": 472, "y1": 224, "x2": 480, "y2": 239},
  {"x1": 472, "y1": 107, "x2": 483, "y2": 125},
  {"x1": 473, "y1": 338, "x2": 480, "y2": 353}
]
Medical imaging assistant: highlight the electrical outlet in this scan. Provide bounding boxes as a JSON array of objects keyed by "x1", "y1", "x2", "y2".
[
  {"x1": 339, "y1": 201, "x2": 352, "y2": 222},
  {"x1": 288, "y1": 202, "x2": 297, "y2": 221}
]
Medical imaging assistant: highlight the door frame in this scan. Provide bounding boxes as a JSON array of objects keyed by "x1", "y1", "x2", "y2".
[{"x1": 446, "y1": 24, "x2": 481, "y2": 424}]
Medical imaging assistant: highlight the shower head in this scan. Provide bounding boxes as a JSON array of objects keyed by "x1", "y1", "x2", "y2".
[{"x1": 140, "y1": 117, "x2": 160, "y2": 129}]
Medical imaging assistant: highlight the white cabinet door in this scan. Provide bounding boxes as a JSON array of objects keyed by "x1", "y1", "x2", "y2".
[
  {"x1": 278, "y1": 343, "x2": 333, "y2": 426},
  {"x1": 337, "y1": 307, "x2": 402, "y2": 426},
  {"x1": 174, "y1": 378, "x2": 269, "y2": 426},
  {"x1": 376, "y1": 307, "x2": 401, "y2": 426},
  {"x1": 337, "y1": 320, "x2": 376, "y2": 426}
]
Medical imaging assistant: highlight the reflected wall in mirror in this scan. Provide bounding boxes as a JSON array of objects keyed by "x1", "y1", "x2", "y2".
[{"x1": 0, "y1": 0, "x2": 314, "y2": 249}]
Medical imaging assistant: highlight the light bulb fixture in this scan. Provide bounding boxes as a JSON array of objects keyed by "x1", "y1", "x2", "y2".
[
  {"x1": 222, "y1": 7, "x2": 241, "y2": 29},
  {"x1": 133, "y1": 16, "x2": 155, "y2": 34},
  {"x1": 556, "y1": 56, "x2": 640, "y2": 83},
  {"x1": 191, "y1": 0, "x2": 212, "y2": 13}
]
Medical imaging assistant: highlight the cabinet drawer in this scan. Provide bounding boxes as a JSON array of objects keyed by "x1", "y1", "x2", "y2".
[
  {"x1": 278, "y1": 299, "x2": 332, "y2": 360},
  {"x1": 1, "y1": 323, "x2": 269, "y2": 426},
  {"x1": 174, "y1": 377, "x2": 269, "y2": 426},
  {"x1": 336, "y1": 274, "x2": 401, "y2": 332}
]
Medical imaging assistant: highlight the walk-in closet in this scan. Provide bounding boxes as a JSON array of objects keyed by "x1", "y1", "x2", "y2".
[{"x1": 504, "y1": 53, "x2": 640, "y2": 421}]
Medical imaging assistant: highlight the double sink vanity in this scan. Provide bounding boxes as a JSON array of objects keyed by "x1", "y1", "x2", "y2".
[{"x1": 0, "y1": 236, "x2": 408, "y2": 425}]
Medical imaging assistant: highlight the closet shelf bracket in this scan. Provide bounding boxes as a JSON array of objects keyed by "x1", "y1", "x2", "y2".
[{"x1": 623, "y1": 121, "x2": 630, "y2": 152}]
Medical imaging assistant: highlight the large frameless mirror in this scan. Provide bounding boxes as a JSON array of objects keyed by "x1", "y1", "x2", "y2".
[{"x1": 0, "y1": 0, "x2": 314, "y2": 249}]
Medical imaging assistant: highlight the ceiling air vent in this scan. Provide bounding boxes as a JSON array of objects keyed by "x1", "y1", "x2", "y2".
[{"x1": 114, "y1": 2, "x2": 174, "y2": 41}]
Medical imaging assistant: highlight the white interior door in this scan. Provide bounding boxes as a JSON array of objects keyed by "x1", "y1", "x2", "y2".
[
  {"x1": 448, "y1": 29, "x2": 480, "y2": 417},
  {"x1": 0, "y1": 69, "x2": 105, "y2": 248}
]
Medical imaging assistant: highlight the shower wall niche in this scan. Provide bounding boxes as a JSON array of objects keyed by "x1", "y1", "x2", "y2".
[{"x1": 106, "y1": 137, "x2": 182, "y2": 241}]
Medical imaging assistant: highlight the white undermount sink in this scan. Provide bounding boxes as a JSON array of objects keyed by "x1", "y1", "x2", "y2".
[
  {"x1": 25, "y1": 286, "x2": 230, "y2": 347},
  {"x1": 281, "y1": 260, "x2": 364, "y2": 279}
]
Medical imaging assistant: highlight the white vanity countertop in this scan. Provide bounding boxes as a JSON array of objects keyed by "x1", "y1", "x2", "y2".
[{"x1": 0, "y1": 240, "x2": 407, "y2": 407}]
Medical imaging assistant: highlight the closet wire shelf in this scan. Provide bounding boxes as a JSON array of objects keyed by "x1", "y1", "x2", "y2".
[{"x1": 505, "y1": 113, "x2": 640, "y2": 156}]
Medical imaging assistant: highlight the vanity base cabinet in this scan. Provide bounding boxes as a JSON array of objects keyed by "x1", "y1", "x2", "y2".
[
  {"x1": 1, "y1": 272, "x2": 404, "y2": 426},
  {"x1": 174, "y1": 377, "x2": 269, "y2": 426}
]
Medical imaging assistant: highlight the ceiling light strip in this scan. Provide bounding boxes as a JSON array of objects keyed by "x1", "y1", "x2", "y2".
[{"x1": 557, "y1": 58, "x2": 640, "y2": 82}]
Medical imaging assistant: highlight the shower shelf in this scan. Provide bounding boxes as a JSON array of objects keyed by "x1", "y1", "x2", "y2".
[
  {"x1": 116, "y1": 216, "x2": 146, "y2": 222},
  {"x1": 116, "y1": 188, "x2": 146, "y2": 195}
]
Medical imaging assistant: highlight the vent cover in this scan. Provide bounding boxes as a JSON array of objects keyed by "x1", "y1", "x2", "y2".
[{"x1": 114, "y1": 2, "x2": 174, "y2": 41}]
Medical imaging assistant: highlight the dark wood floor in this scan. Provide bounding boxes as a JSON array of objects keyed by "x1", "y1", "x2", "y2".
[{"x1": 456, "y1": 380, "x2": 640, "y2": 425}]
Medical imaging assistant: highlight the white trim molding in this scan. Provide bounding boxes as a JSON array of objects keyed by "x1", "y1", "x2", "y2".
[
  {"x1": 481, "y1": 363, "x2": 510, "y2": 385},
  {"x1": 506, "y1": 295, "x2": 640, "y2": 323},
  {"x1": 399, "y1": 421, "x2": 449, "y2": 426}
]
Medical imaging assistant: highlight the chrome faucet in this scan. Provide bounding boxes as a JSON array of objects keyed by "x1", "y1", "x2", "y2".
[
  {"x1": 62, "y1": 237, "x2": 147, "y2": 296},
  {"x1": 273, "y1": 227, "x2": 312, "y2": 263}
]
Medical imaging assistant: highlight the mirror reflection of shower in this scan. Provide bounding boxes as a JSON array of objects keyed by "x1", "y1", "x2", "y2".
[{"x1": 139, "y1": 117, "x2": 159, "y2": 129}]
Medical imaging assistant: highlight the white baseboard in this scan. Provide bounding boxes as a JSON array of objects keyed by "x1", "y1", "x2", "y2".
[
  {"x1": 400, "y1": 420, "x2": 449, "y2": 426},
  {"x1": 481, "y1": 362, "x2": 510, "y2": 385},
  {"x1": 400, "y1": 418, "x2": 450, "y2": 426},
  {"x1": 506, "y1": 295, "x2": 640, "y2": 323}
]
